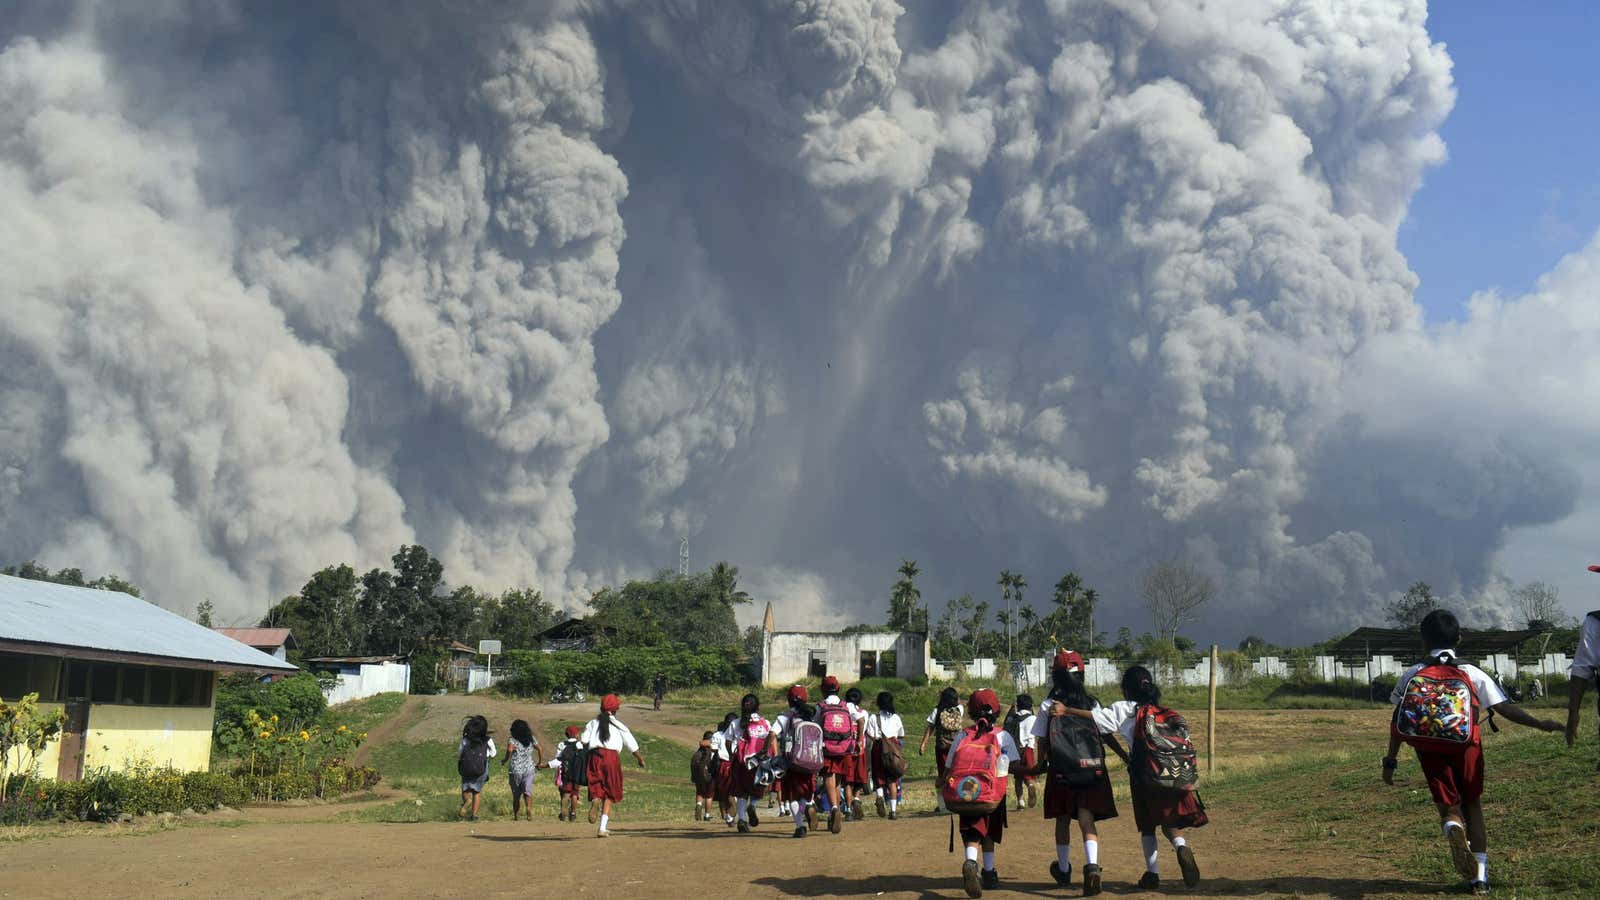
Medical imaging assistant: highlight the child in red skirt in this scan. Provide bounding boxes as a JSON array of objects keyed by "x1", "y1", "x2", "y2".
[
  {"x1": 551, "y1": 725, "x2": 583, "y2": 822},
  {"x1": 1058, "y1": 665, "x2": 1206, "y2": 890},
  {"x1": 817, "y1": 675, "x2": 859, "y2": 833},
  {"x1": 946, "y1": 688, "x2": 1033, "y2": 898},
  {"x1": 724, "y1": 693, "x2": 772, "y2": 833},
  {"x1": 710, "y1": 712, "x2": 738, "y2": 826},
  {"x1": 865, "y1": 690, "x2": 905, "y2": 819},
  {"x1": 919, "y1": 686, "x2": 965, "y2": 814},
  {"x1": 1009, "y1": 694, "x2": 1038, "y2": 811},
  {"x1": 774, "y1": 684, "x2": 820, "y2": 837},
  {"x1": 581, "y1": 694, "x2": 646, "y2": 838},
  {"x1": 844, "y1": 687, "x2": 871, "y2": 819},
  {"x1": 1032, "y1": 651, "x2": 1125, "y2": 895}
]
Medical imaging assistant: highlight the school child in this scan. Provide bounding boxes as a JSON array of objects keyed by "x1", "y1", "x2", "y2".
[
  {"x1": 691, "y1": 731, "x2": 717, "y2": 822},
  {"x1": 1385, "y1": 610, "x2": 1563, "y2": 894},
  {"x1": 581, "y1": 693, "x2": 647, "y2": 838},
  {"x1": 843, "y1": 686, "x2": 872, "y2": 819},
  {"x1": 918, "y1": 686, "x2": 965, "y2": 813},
  {"x1": 504, "y1": 719, "x2": 544, "y2": 821},
  {"x1": 1004, "y1": 694, "x2": 1038, "y2": 810},
  {"x1": 1032, "y1": 652, "x2": 1122, "y2": 895},
  {"x1": 865, "y1": 690, "x2": 907, "y2": 819},
  {"x1": 774, "y1": 684, "x2": 822, "y2": 837},
  {"x1": 723, "y1": 692, "x2": 772, "y2": 833},
  {"x1": 711, "y1": 711, "x2": 739, "y2": 826},
  {"x1": 944, "y1": 689, "x2": 1028, "y2": 898},
  {"x1": 457, "y1": 715, "x2": 496, "y2": 822},
  {"x1": 550, "y1": 725, "x2": 584, "y2": 822},
  {"x1": 816, "y1": 675, "x2": 861, "y2": 832},
  {"x1": 1565, "y1": 566, "x2": 1600, "y2": 771}
]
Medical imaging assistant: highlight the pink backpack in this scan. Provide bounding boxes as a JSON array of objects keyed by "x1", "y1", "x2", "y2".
[
  {"x1": 739, "y1": 717, "x2": 771, "y2": 761},
  {"x1": 785, "y1": 719, "x2": 825, "y2": 772},
  {"x1": 818, "y1": 702, "x2": 855, "y2": 758},
  {"x1": 941, "y1": 727, "x2": 1008, "y2": 816}
]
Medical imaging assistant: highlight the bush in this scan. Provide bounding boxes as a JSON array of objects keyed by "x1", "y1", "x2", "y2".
[
  {"x1": 408, "y1": 648, "x2": 446, "y2": 695},
  {"x1": 500, "y1": 644, "x2": 741, "y2": 696},
  {"x1": 214, "y1": 672, "x2": 327, "y2": 745},
  {"x1": 3, "y1": 762, "x2": 380, "y2": 823}
]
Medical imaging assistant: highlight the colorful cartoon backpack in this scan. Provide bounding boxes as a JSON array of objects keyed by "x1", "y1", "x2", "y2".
[
  {"x1": 1392, "y1": 652, "x2": 1480, "y2": 754},
  {"x1": 941, "y1": 727, "x2": 1009, "y2": 816}
]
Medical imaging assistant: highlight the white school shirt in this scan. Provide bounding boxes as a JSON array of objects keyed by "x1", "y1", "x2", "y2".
[
  {"x1": 864, "y1": 712, "x2": 905, "y2": 740},
  {"x1": 458, "y1": 737, "x2": 497, "y2": 758},
  {"x1": 709, "y1": 729, "x2": 731, "y2": 762},
  {"x1": 581, "y1": 715, "x2": 640, "y2": 753},
  {"x1": 774, "y1": 710, "x2": 809, "y2": 742},
  {"x1": 1571, "y1": 614, "x2": 1600, "y2": 681},
  {"x1": 1015, "y1": 713, "x2": 1038, "y2": 750},
  {"x1": 1082, "y1": 700, "x2": 1138, "y2": 744},
  {"x1": 943, "y1": 729, "x2": 1022, "y2": 777},
  {"x1": 1389, "y1": 651, "x2": 1509, "y2": 712},
  {"x1": 926, "y1": 704, "x2": 965, "y2": 726},
  {"x1": 722, "y1": 714, "x2": 771, "y2": 760},
  {"x1": 844, "y1": 701, "x2": 869, "y2": 723}
]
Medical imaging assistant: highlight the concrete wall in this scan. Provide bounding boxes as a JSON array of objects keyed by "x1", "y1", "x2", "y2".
[
  {"x1": 82, "y1": 702, "x2": 216, "y2": 773},
  {"x1": 467, "y1": 665, "x2": 511, "y2": 693},
  {"x1": 926, "y1": 652, "x2": 1579, "y2": 688},
  {"x1": 324, "y1": 662, "x2": 411, "y2": 706},
  {"x1": 762, "y1": 632, "x2": 928, "y2": 687},
  {"x1": 2, "y1": 700, "x2": 63, "y2": 781}
]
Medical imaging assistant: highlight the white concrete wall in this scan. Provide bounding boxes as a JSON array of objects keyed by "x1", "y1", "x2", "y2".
[
  {"x1": 762, "y1": 632, "x2": 927, "y2": 686},
  {"x1": 467, "y1": 665, "x2": 511, "y2": 693},
  {"x1": 922, "y1": 652, "x2": 1577, "y2": 687},
  {"x1": 324, "y1": 662, "x2": 410, "y2": 705}
]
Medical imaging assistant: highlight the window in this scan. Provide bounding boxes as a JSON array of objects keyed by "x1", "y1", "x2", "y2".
[
  {"x1": 90, "y1": 665, "x2": 118, "y2": 703},
  {"x1": 119, "y1": 666, "x2": 146, "y2": 705},
  {"x1": 65, "y1": 661, "x2": 89, "y2": 699},
  {"x1": 808, "y1": 650, "x2": 828, "y2": 678},
  {"x1": 172, "y1": 669, "x2": 211, "y2": 707},
  {"x1": 0, "y1": 654, "x2": 62, "y2": 701},
  {"x1": 148, "y1": 668, "x2": 173, "y2": 705},
  {"x1": 0, "y1": 654, "x2": 27, "y2": 699}
]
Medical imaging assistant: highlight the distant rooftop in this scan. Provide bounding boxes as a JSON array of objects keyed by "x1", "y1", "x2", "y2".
[
  {"x1": 0, "y1": 574, "x2": 296, "y2": 673},
  {"x1": 213, "y1": 627, "x2": 297, "y2": 651}
]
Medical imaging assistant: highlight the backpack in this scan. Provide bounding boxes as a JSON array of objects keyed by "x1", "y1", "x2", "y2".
[
  {"x1": 457, "y1": 739, "x2": 488, "y2": 780},
  {"x1": 934, "y1": 705, "x2": 963, "y2": 755},
  {"x1": 875, "y1": 715, "x2": 907, "y2": 779},
  {"x1": 1002, "y1": 708, "x2": 1024, "y2": 747},
  {"x1": 940, "y1": 727, "x2": 1008, "y2": 816},
  {"x1": 785, "y1": 719, "x2": 826, "y2": 773},
  {"x1": 738, "y1": 717, "x2": 771, "y2": 761},
  {"x1": 1046, "y1": 711, "x2": 1106, "y2": 788},
  {"x1": 1132, "y1": 705, "x2": 1200, "y2": 791},
  {"x1": 690, "y1": 746, "x2": 715, "y2": 786},
  {"x1": 559, "y1": 741, "x2": 590, "y2": 787},
  {"x1": 1392, "y1": 654, "x2": 1480, "y2": 755},
  {"x1": 818, "y1": 702, "x2": 855, "y2": 758}
]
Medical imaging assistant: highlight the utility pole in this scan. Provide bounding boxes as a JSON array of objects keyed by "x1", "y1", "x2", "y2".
[{"x1": 678, "y1": 536, "x2": 689, "y2": 577}]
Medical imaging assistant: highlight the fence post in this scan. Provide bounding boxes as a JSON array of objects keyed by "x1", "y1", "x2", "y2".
[{"x1": 1207, "y1": 644, "x2": 1219, "y2": 776}]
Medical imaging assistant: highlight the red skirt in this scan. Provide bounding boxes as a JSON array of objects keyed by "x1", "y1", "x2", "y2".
[
  {"x1": 1043, "y1": 774, "x2": 1118, "y2": 821},
  {"x1": 1129, "y1": 778, "x2": 1207, "y2": 833},
  {"x1": 732, "y1": 756, "x2": 767, "y2": 798},
  {"x1": 1016, "y1": 747, "x2": 1038, "y2": 784},
  {"x1": 714, "y1": 759, "x2": 734, "y2": 802},
  {"x1": 848, "y1": 750, "x2": 869, "y2": 785},
  {"x1": 586, "y1": 748, "x2": 624, "y2": 803},
  {"x1": 958, "y1": 803, "x2": 1008, "y2": 844},
  {"x1": 869, "y1": 739, "x2": 903, "y2": 786},
  {"x1": 823, "y1": 753, "x2": 855, "y2": 777},
  {"x1": 781, "y1": 767, "x2": 816, "y2": 802}
]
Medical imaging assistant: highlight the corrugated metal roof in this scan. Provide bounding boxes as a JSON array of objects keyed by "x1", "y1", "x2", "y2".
[
  {"x1": 0, "y1": 575, "x2": 296, "y2": 671},
  {"x1": 213, "y1": 627, "x2": 296, "y2": 650}
]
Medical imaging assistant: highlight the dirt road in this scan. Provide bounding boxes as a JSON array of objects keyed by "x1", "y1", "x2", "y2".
[{"x1": 0, "y1": 791, "x2": 1422, "y2": 899}]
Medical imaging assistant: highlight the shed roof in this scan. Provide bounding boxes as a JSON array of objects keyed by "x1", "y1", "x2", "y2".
[
  {"x1": 1326, "y1": 626, "x2": 1545, "y2": 663},
  {"x1": 0, "y1": 574, "x2": 296, "y2": 673},
  {"x1": 302, "y1": 655, "x2": 406, "y2": 666},
  {"x1": 213, "y1": 627, "x2": 297, "y2": 651}
]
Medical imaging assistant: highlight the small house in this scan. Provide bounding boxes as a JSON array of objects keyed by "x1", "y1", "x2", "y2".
[{"x1": 211, "y1": 627, "x2": 297, "y2": 662}]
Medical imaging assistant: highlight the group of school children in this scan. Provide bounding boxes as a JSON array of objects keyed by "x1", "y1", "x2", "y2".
[{"x1": 455, "y1": 692, "x2": 645, "y2": 837}]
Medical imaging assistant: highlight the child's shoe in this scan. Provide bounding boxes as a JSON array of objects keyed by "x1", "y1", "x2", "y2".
[
  {"x1": 736, "y1": 818, "x2": 750, "y2": 834},
  {"x1": 851, "y1": 798, "x2": 864, "y2": 820},
  {"x1": 806, "y1": 805, "x2": 818, "y2": 830},
  {"x1": 748, "y1": 806, "x2": 759, "y2": 827},
  {"x1": 829, "y1": 807, "x2": 843, "y2": 834},
  {"x1": 1176, "y1": 844, "x2": 1201, "y2": 888},
  {"x1": 587, "y1": 801, "x2": 599, "y2": 824},
  {"x1": 1049, "y1": 862, "x2": 1072, "y2": 885},
  {"x1": 1136, "y1": 871, "x2": 1159, "y2": 890},
  {"x1": 1470, "y1": 881, "x2": 1489, "y2": 895},
  {"x1": 876, "y1": 794, "x2": 887, "y2": 818},
  {"x1": 1026, "y1": 782, "x2": 1038, "y2": 808},
  {"x1": 1447, "y1": 826, "x2": 1475, "y2": 882},
  {"x1": 596, "y1": 826, "x2": 610, "y2": 838},
  {"x1": 1082, "y1": 863, "x2": 1102, "y2": 896},
  {"x1": 961, "y1": 859, "x2": 983, "y2": 898},
  {"x1": 792, "y1": 825, "x2": 807, "y2": 838},
  {"x1": 981, "y1": 868, "x2": 1000, "y2": 889}
]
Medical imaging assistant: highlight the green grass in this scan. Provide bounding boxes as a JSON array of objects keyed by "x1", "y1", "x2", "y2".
[
  {"x1": 1209, "y1": 725, "x2": 1600, "y2": 896},
  {"x1": 321, "y1": 692, "x2": 408, "y2": 735}
]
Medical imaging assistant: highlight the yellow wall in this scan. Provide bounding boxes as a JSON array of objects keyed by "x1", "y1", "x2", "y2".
[
  {"x1": 82, "y1": 702, "x2": 215, "y2": 774},
  {"x1": 2, "y1": 701, "x2": 63, "y2": 781}
]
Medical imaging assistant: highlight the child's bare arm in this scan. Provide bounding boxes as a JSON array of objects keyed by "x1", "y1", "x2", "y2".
[
  {"x1": 1382, "y1": 731, "x2": 1401, "y2": 785},
  {"x1": 1567, "y1": 676, "x2": 1588, "y2": 747},
  {"x1": 1490, "y1": 700, "x2": 1563, "y2": 732}
]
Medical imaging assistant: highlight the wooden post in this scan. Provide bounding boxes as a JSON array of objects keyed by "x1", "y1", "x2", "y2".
[{"x1": 1207, "y1": 643, "x2": 1219, "y2": 776}]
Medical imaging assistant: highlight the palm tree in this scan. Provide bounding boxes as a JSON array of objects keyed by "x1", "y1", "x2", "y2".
[
  {"x1": 891, "y1": 559, "x2": 923, "y2": 631},
  {"x1": 1019, "y1": 606, "x2": 1039, "y2": 656},
  {"x1": 1011, "y1": 573, "x2": 1027, "y2": 659},
  {"x1": 709, "y1": 561, "x2": 751, "y2": 607},
  {"x1": 997, "y1": 570, "x2": 1014, "y2": 660}
]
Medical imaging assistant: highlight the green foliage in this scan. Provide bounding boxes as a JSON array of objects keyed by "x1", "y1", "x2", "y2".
[
  {"x1": 588, "y1": 567, "x2": 747, "y2": 650},
  {"x1": 888, "y1": 559, "x2": 925, "y2": 632},
  {"x1": 214, "y1": 672, "x2": 327, "y2": 745},
  {"x1": 194, "y1": 599, "x2": 214, "y2": 627},
  {"x1": 1, "y1": 561, "x2": 142, "y2": 597},
  {"x1": 0, "y1": 693, "x2": 65, "y2": 800},
  {"x1": 500, "y1": 644, "x2": 741, "y2": 696},
  {"x1": 1385, "y1": 580, "x2": 1439, "y2": 628},
  {"x1": 466, "y1": 587, "x2": 560, "y2": 650},
  {"x1": 3, "y1": 762, "x2": 381, "y2": 822},
  {"x1": 408, "y1": 648, "x2": 446, "y2": 695}
]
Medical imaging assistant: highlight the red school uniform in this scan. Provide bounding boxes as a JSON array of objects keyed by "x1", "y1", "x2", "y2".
[
  {"x1": 726, "y1": 714, "x2": 772, "y2": 798},
  {"x1": 945, "y1": 726, "x2": 1021, "y2": 843},
  {"x1": 1033, "y1": 702, "x2": 1118, "y2": 821},
  {"x1": 1390, "y1": 652, "x2": 1506, "y2": 807}
]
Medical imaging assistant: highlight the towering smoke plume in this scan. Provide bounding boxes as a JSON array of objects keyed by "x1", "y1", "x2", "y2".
[{"x1": 2, "y1": 1, "x2": 1596, "y2": 639}]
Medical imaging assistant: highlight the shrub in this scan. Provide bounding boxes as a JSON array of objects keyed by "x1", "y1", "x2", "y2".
[
  {"x1": 500, "y1": 644, "x2": 741, "y2": 696},
  {"x1": 214, "y1": 672, "x2": 327, "y2": 745},
  {"x1": 408, "y1": 648, "x2": 447, "y2": 695},
  {"x1": 5, "y1": 762, "x2": 380, "y2": 823}
]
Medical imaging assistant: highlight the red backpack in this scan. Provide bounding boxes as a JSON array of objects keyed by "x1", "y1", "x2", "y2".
[
  {"x1": 739, "y1": 717, "x2": 771, "y2": 761},
  {"x1": 818, "y1": 702, "x2": 855, "y2": 758},
  {"x1": 1392, "y1": 654, "x2": 1480, "y2": 755},
  {"x1": 1132, "y1": 705, "x2": 1200, "y2": 791},
  {"x1": 940, "y1": 727, "x2": 1008, "y2": 816}
]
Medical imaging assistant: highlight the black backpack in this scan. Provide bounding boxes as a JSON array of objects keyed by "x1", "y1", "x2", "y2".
[
  {"x1": 1002, "y1": 708, "x2": 1026, "y2": 747},
  {"x1": 1046, "y1": 711, "x2": 1106, "y2": 788},
  {"x1": 690, "y1": 747, "x2": 715, "y2": 786},
  {"x1": 457, "y1": 739, "x2": 489, "y2": 780},
  {"x1": 559, "y1": 742, "x2": 590, "y2": 786}
]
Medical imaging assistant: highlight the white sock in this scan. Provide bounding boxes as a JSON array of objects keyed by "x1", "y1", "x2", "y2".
[
  {"x1": 965, "y1": 846, "x2": 980, "y2": 863},
  {"x1": 1170, "y1": 834, "x2": 1187, "y2": 849},
  {"x1": 875, "y1": 786, "x2": 884, "y2": 798},
  {"x1": 982, "y1": 850, "x2": 996, "y2": 871},
  {"x1": 598, "y1": 813, "x2": 609, "y2": 830},
  {"x1": 888, "y1": 797, "x2": 897, "y2": 813},
  {"x1": 1085, "y1": 839, "x2": 1099, "y2": 865},
  {"x1": 1142, "y1": 834, "x2": 1160, "y2": 873},
  {"x1": 1443, "y1": 820, "x2": 1463, "y2": 839},
  {"x1": 1473, "y1": 852, "x2": 1487, "y2": 883},
  {"x1": 1057, "y1": 845, "x2": 1071, "y2": 872}
]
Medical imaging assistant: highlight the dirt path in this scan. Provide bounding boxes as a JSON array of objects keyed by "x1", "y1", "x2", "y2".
[{"x1": 0, "y1": 793, "x2": 1424, "y2": 899}]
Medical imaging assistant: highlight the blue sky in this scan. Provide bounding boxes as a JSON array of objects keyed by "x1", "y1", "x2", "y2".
[{"x1": 1401, "y1": 3, "x2": 1600, "y2": 320}]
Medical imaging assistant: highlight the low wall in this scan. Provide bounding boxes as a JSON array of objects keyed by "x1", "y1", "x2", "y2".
[
  {"x1": 929, "y1": 652, "x2": 1577, "y2": 687},
  {"x1": 467, "y1": 665, "x2": 511, "y2": 693},
  {"x1": 324, "y1": 662, "x2": 411, "y2": 706},
  {"x1": 82, "y1": 703, "x2": 215, "y2": 773}
]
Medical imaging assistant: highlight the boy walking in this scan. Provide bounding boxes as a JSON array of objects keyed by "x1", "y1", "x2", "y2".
[
  {"x1": 1563, "y1": 565, "x2": 1600, "y2": 771},
  {"x1": 1383, "y1": 609, "x2": 1563, "y2": 894}
]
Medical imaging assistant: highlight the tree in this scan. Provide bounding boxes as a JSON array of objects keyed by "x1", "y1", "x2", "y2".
[
  {"x1": 1140, "y1": 560, "x2": 1215, "y2": 642},
  {"x1": 888, "y1": 559, "x2": 922, "y2": 632},
  {"x1": 472, "y1": 588, "x2": 559, "y2": 650},
  {"x1": 588, "y1": 568, "x2": 746, "y2": 651},
  {"x1": 195, "y1": 600, "x2": 214, "y2": 627},
  {"x1": 3, "y1": 562, "x2": 141, "y2": 598},
  {"x1": 1385, "y1": 581, "x2": 1439, "y2": 629},
  {"x1": 997, "y1": 570, "x2": 1014, "y2": 659},
  {"x1": 1238, "y1": 635, "x2": 1270, "y2": 655},
  {"x1": 708, "y1": 562, "x2": 752, "y2": 608},
  {"x1": 1512, "y1": 581, "x2": 1566, "y2": 629},
  {"x1": 1010, "y1": 573, "x2": 1028, "y2": 659}
]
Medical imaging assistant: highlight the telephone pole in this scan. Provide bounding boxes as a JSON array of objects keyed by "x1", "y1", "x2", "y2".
[{"x1": 677, "y1": 536, "x2": 689, "y2": 576}]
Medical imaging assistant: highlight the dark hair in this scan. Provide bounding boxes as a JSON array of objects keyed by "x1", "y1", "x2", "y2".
[
  {"x1": 720, "y1": 712, "x2": 738, "y2": 730},
  {"x1": 1015, "y1": 693, "x2": 1034, "y2": 713},
  {"x1": 701, "y1": 730, "x2": 714, "y2": 741},
  {"x1": 845, "y1": 687, "x2": 863, "y2": 705},
  {"x1": 462, "y1": 715, "x2": 488, "y2": 744},
  {"x1": 1420, "y1": 609, "x2": 1460, "y2": 653},
  {"x1": 875, "y1": 691, "x2": 895, "y2": 714},
  {"x1": 1120, "y1": 666, "x2": 1161, "y2": 706},
  {"x1": 509, "y1": 719, "x2": 534, "y2": 747},
  {"x1": 740, "y1": 693, "x2": 760, "y2": 716},
  {"x1": 936, "y1": 686, "x2": 960, "y2": 712},
  {"x1": 970, "y1": 698, "x2": 998, "y2": 733},
  {"x1": 1051, "y1": 667, "x2": 1097, "y2": 710},
  {"x1": 597, "y1": 702, "x2": 612, "y2": 744}
]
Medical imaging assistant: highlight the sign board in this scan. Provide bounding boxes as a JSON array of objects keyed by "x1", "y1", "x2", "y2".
[{"x1": 478, "y1": 640, "x2": 502, "y2": 655}]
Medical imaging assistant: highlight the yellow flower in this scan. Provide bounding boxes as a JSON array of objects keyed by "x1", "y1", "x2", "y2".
[
  {"x1": 259, "y1": 731, "x2": 272, "y2": 739},
  {"x1": 337, "y1": 725, "x2": 347, "y2": 733},
  {"x1": 299, "y1": 731, "x2": 310, "y2": 742},
  {"x1": 270, "y1": 715, "x2": 279, "y2": 723}
]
